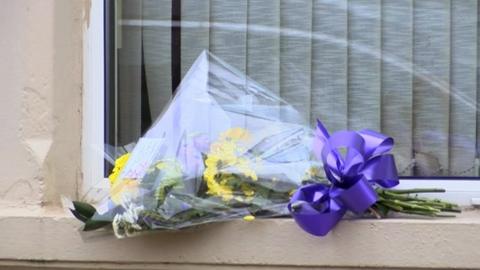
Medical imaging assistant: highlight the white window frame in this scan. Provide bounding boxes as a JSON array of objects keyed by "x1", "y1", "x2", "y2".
[
  {"x1": 82, "y1": 0, "x2": 109, "y2": 202},
  {"x1": 82, "y1": 0, "x2": 480, "y2": 206}
]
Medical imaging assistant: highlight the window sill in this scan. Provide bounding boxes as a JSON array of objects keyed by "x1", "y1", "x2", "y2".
[{"x1": 1, "y1": 207, "x2": 480, "y2": 269}]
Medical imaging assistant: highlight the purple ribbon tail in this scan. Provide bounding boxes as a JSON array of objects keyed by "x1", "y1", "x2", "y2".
[
  {"x1": 289, "y1": 184, "x2": 346, "y2": 236},
  {"x1": 289, "y1": 202, "x2": 346, "y2": 236},
  {"x1": 363, "y1": 154, "x2": 399, "y2": 188}
]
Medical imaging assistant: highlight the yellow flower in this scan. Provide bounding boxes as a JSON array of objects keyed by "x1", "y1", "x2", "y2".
[
  {"x1": 110, "y1": 178, "x2": 139, "y2": 205},
  {"x1": 206, "y1": 179, "x2": 233, "y2": 201},
  {"x1": 221, "y1": 127, "x2": 251, "y2": 141},
  {"x1": 241, "y1": 183, "x2": 255, "y2": 197},
  {"x1": 303, "y1": 166, "x2": 323, "y2": 181},
  {"x1": 107, "y1": 153, "x2": 142, "y2": 205},
  {"x1": 205, "y1": 155, "x2": 220, "y2": 168},
  {"x1": 203, "y1": 128, "x2": 259, "y2": 201},
  {"x1": 243, "y1": 215, "x2": 255, "y2": 222},
  {"x1": 108, "y1": 153, "x2": 131, "y2": 186}
]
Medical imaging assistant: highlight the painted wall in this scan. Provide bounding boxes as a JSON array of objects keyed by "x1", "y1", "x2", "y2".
[{"x1": 0, "y1": 0, "x2": 86, "y2": 208}]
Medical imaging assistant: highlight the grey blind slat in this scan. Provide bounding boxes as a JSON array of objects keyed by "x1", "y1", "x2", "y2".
[
  {"x1": 449, "y1": 0, "x2": 478, "y2": 176},
  {"x1": 381, "y1": 0, "x2": 414, "y2": 174},
  {"x1": 142, "y1": 0, "x2": 172, "y2": 119},
  {"x1": 209, "y1": 0, "x2": 248, "y2": 73},
  {"x1": 181, "y1": 0, "x2": 210, "y2": 78},
  {"x1": 280, "y1": 0, "x2": 312, "y2": 123},
  {"x1": 413, "y1": 0, "x2": 451, "y2": 176},
  {"x1": 478, "y1": 2, "x2": 480, "y2": 176},
  {"x1": 347, "y1": 0, "x2": 381, "y2": 131},
  {"x1": 247, "y1": 0, "x2": 280, "y2": 95},
  {"x1": 117, "y1": 0, "x2": 142, "y2": 144},
  {"x1": 136, "y1": 0, "x2": 480, "y2": 177},
  {"x1": 311, "y1": 0, "x2": 348, "y2": 131}
]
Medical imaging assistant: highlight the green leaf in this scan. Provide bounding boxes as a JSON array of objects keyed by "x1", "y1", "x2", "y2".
[
  {"x1": 70, "y1": 209, "x2": 89, "y2": 223},
  {"x1": 72, "y1": 201, "x2": 97, "y2": 219},
  {"x1": 155, "y1": 176, "x2": 183, "y2": 207}
]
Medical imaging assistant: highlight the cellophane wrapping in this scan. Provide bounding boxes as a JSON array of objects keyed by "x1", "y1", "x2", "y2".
[{"x1": 92, "y1": 51, "x2": 319, "y2": 238}]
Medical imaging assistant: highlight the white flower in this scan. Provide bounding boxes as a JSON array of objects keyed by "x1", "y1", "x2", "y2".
[{"x1": 112, "y1": 201, "x2": 144, "y2": 238}]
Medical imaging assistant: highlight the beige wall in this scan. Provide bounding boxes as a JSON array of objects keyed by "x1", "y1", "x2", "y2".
[{"x1": 0, "y1": 0, "x2": 86, "y2": 208}]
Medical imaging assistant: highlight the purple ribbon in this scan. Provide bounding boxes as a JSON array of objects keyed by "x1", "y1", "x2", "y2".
[{"x1": 289, "y1": 120, "x2": 399, "y2": 236}]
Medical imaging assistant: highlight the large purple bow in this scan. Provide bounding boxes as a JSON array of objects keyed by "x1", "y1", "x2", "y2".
[{"x1": 288, "y1": 120, "x2": 399, "y2": 236}]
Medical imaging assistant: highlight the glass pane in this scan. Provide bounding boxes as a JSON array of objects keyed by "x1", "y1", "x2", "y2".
[{"x1": 110, "y1": 0, "x2": 480, "y2": 178}]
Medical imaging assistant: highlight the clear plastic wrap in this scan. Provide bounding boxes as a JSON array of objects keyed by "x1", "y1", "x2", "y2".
[{"x1": 88, "y1": 51, "x2": 318, "y2": 238}]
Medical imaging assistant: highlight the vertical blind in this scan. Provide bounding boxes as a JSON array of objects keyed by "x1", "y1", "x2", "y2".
[{"x1": 116, "y1": 0, "x2": 480, "y2": 177}]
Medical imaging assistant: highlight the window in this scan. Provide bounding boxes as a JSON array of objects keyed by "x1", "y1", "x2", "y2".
[{"x1": 82, "y1": 0, "x2": 480, "y2": 203}]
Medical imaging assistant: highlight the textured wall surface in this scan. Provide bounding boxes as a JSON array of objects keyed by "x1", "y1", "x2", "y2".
[{"x1": 0, "y1": 0, "x2": 86, "y2": 208}]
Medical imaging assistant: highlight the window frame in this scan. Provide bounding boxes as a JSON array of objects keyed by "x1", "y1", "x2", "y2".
[
  {"x1": 82, "y1": 0, "x2": 108, "y2": 202},
  {"x1": 82, "y1": 0, "x2": 480, "y2": 206}
]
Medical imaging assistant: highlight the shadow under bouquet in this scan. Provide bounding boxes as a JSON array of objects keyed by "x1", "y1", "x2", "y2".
[{"x1": 70, "y1": 51, "x2": 460, "y2": 238}]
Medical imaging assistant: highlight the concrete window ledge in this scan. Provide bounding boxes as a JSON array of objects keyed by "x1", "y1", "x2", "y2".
[{"x1": 1, "y1": 208, "x2": 480, "y2": 270}]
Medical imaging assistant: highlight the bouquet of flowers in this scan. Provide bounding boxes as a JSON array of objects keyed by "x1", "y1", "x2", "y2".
[{"x1": 70, "y1": 51, "x2": 460, "y2": 238}]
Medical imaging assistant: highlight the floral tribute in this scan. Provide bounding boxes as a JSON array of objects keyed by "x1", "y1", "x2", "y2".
[{"x1": 69, "y1": 51, "x2": 459, "y2": 238}]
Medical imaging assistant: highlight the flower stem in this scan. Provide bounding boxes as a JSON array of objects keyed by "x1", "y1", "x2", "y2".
[
  {"x1": 386, "y1": 188, "x2": 446, "y2": 194},
  {"x1": 374, "y1": 188, "x2": 460, "y2": 218}
]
